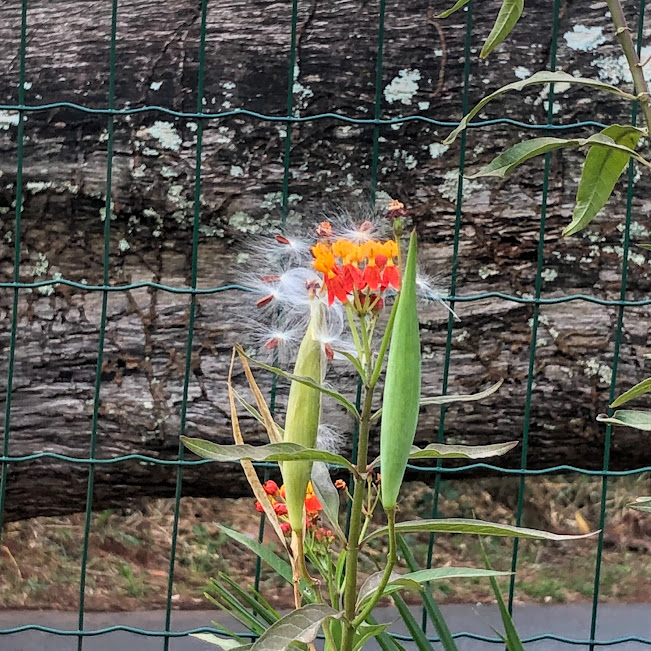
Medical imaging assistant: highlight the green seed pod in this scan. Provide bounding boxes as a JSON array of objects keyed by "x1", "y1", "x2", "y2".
[
  {"x1": 380, "y1": 231, "x2": 421, "y2": 510},
  {"x1": 282, "y1": 301, "x2": 325, "y2": 532}
]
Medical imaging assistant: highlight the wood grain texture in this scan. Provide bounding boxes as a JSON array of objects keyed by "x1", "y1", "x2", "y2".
[{"x1": 1, "y1": 0, "x2": 650, "y2": 521}]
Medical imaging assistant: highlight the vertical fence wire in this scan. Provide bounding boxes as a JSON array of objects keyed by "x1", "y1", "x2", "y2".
[
  {"x1": 345, "y1": 0, "x2": 387, "y2": 536},
  {"x1": 0, "y1": 0, "x2": 27, "y2": 544},
  {"x1": 422, "y1": 0, "x2": 474, "y2": 633},
  {"x1": 588, "y1": 1, "x2": 646, "y2": 645},
  {"x1": 252, "y1": 0, "x2": 300, "y2": 595},
  {"x1": 75, "y1": 1, "x2": 119, "y2": 648},
  {"x1": 506, "y1": 0, "x2": 562, "y2": 614},
  {"x1": 162, "y1": 1, "x2": 210, "y2": 647}
]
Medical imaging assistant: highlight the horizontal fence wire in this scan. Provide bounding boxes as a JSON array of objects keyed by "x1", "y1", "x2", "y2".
[
  {"x1": 1, "y1": 0, "x2": 650, "y2": 648},
  {"x1": 2, "y1": 280, "x2": 651, "y2": 305},
  {"x1": 0, "y1": 625, "x2": 650, "y2": 647},
  {"x1": 0, "y1": 102, "x2": 614, "y2": 129}
]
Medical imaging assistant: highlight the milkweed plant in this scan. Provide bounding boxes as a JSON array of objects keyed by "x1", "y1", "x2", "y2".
[{"x1": 181, "y1": 201, "x2": 593, "y2": 651}]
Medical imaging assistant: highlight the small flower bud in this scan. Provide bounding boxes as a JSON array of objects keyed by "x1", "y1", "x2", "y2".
[
  {"x1": 316, "y1": 221, "x2": 333, "y2": 238},
  {"x1": 386, "y1": 200, "x2": 408, "y2": 221},
  {"x1": 334, "y1": 479, "x2": 347, "y2": 490},
  {"x1": 254, "y1": 501, "x2": 265, "y2": 513},
  {"x1": 273, "y1": 502, "x2": 288, "y2": 516},
  {"x1": 263, "y1": 480, "x2": 279, "y2": 495},
  {"x1": 280, "y1": 522, "x2": 291, "y2": 535}
]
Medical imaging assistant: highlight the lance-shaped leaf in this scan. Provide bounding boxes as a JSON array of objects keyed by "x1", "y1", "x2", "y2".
[
  {"x1": 372, "y1": 380, "x2": 503, "y2": 420},
  {"x1": 397, "y1": 535, "x2": 459, "y2": 651},
  {"x1": 468, "y1": 131, "x2": 649, "y2": 180},
  {"x1": 630, "y1": 496, "x2": 651, "y2": 513},
  {"x1": 311, "y1": 462, "x2": 347, "y2": 542},
  {"x1": 479, "y1": 539, "x2": 525, "y2": 651},
  {"x1": 353, "y1": 623, "x2": 389, "y2": 651},
  {"x1": 640, "y1": 243, "x2": 651, "y2": 251},
  {"x1": 233, "y1": 389, "x2": 284, "y2": 441},
  {"x1": 437, "y1": 0, "x2": 471, "y2": 18},
  {"x1": 611, "y1": 377, "x2": 651, "y2": 408},
  {"x1": 364, "y1": 517, "x2": 597, "y2": 543},
  {"x1": 216, "y1": 525, "x2": 294, "y2": 585},
  {"x1": 408, "y1": 440, "x2": 518, "y2": 461},
  {"x1": 357, "y1": 567, "x2": 510, "y2": 606},
  {"x1": 250, "y1": 604, "x2": 342, "y2": 651},
  {"x1": 237, "y1": 346, "x2": 360, "y2": 419},
  {"x1": 369, "y1": 440, "x2": 518, "y2": 468},
  {"x1": 190, "y1": 633, "x2": 252, "y2": 649},
  {"x1": 597, "y1": 409, "x2": 651, "y2": 430},
  {"x1": 181, "y1": 438, "x2": 355, "y2": 472},
  {"x1": 480, "y1": 0, "x2": 524, "y2": 59},
  {"x1": 380, "y1": 231, "x2": 422, "y2": 510},
  {"x1": 564, "y1": 125, "x2": 645, "y2": 236},
  {"x1": 444, "y1": 72, "x2": 636, "y2": 145}
]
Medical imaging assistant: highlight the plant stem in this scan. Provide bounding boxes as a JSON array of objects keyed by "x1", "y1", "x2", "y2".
[
  {"x1": 605, "y1": 0, "x2": 651, "y2": 131},
  {"x1": 369, "y1": 296, "x2": 399, "y2": 387},
  {"x1": 340, "y1": 384, "x2": 376, "y2": 651},
  {"x1": 352, "y1": 507, "x2": 397, "y2": 627}
]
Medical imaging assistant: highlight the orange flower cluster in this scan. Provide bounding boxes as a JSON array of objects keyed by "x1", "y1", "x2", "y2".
[
  {"x1": 311, "y1": 223, "x2": 401, "y2": 306},
  {"x1": 255, "y1": 480, "x2": 329, "y2": 538}
]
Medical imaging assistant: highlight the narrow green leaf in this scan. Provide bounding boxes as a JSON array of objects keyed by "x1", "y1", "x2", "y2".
[
  {"x1": 334, "y1": 550, "x2": 347, "y2": 592},
  {"x1": 216, "y1": 525, "x2": 293, "y2": 585},
  {"x1": 639, "y1": 243, "x2": 651, "y2": 251},
  {"x1": 610, "y1": 377, "x2": 651, "y2": 407},
  {"x1": 469, "y1": 137, "x2": 581, "y2": 178},
  {"x1": 437, "y1": 0, "x2": 472, "y2": 18},
  {"x1": 400, "y1": 567, "x2": 511, "y2": 584},
  {"x1": 479, "y1": 539, "x2": 525, "y2": 651},
  {"x1": 365, "y1": 518, "x2": 597, "y2": 543},
  {"x1": 250, "y1": 604, "x2": 342, "y2": 651},
  {"x1": 357, "y1": 567, "x2": 510, "y2": 607},
  {"x1": 372, "y1": 380, "x2": 503, "y2": 420},
  {"x1": 353, "y1": 623, "x2": 389, "y2": 651},
  {"x1": 444, "y1": 72, "x2": 637, "y2": 145},
  {"x1": 369, "y1": 441, "x2": 518, "y2": 469},
  {"x1": 337, "y1": 349, "x2": 367, "y2": 381},
  {"x1": 181, "y1": 438, "x2": 354, "y2": 471},
  {"x1": 357, "y1": 571, "x2": 419, "y2": 607},
  {"x1": 205, "y1": 588, "x2": 267, "y2": 636},
  {"x1": 397, "y1": 535, "x2": 459, "y2": 651},
  {"x1": 419, "y1": 380, "x2": 503, "y2": 406},
  {"x1": 233, "y1": 389, "x2": 284, "y2": 438},
  {"x1": 564, "y1": 125, "x2": 644, "y2": 236},
  {"x1": 408, "y1": 440, "x2": 518, "y2": 461},
  {"x1": 392, "y1": 593, "x2": 436, "y2": 651},
  {"x1": 630, "y1": 496, "x2": 651, "y2": 513},
  {"x1": 238, "y1": 348, "x2": 360, "y2": 419},
  {"x1": 365, "y1": 614, "x2": 409, "y2": 651},
  {"x1": 190, "y1": 634, "x2": 252, "y2": 649},
  {"x1": 217, "y1": 573, "x2": 279, "y2": 626},
  {"x1": 597, "y1": 409, "x2": 651, "y2": 430},
  {"x1": 480, "y1": 0, "x2": 524, "y2": 58},
  {"x1": 469, "y1": 131, "x2": 649, "y2": 180},
  {"x1": 311, "y1": 462, "x2": 347, "y2": 542}
]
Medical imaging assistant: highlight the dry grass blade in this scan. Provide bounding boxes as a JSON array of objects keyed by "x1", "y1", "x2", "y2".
[
  {"x1": 227, "y1": 350, "x2": 288, "y2": 550},
  {"x1": 236, "y1": 345, "x2": 283, "y2": 444}
]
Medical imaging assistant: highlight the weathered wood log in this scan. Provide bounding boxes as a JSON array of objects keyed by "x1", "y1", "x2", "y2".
[{"x1": 1, "y1": 0, "x2": 650, "y2": 522}]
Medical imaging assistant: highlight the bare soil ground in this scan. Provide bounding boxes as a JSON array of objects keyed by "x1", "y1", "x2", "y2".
[{"x1": 1, "y1": 475, "x2": 649, "y2": 612}]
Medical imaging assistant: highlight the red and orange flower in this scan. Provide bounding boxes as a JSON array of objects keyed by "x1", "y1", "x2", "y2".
[
  {"x1": 254, "y1": 481, "x2": 329, "y2": 539},
  {"x1": 311, "y1": 224, "x2": 401, "y2": 307}
]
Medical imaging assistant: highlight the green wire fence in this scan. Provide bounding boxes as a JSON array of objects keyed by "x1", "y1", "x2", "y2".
[{"x1": 1, "y1": 0, "x2": 650, "y2": 648}]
